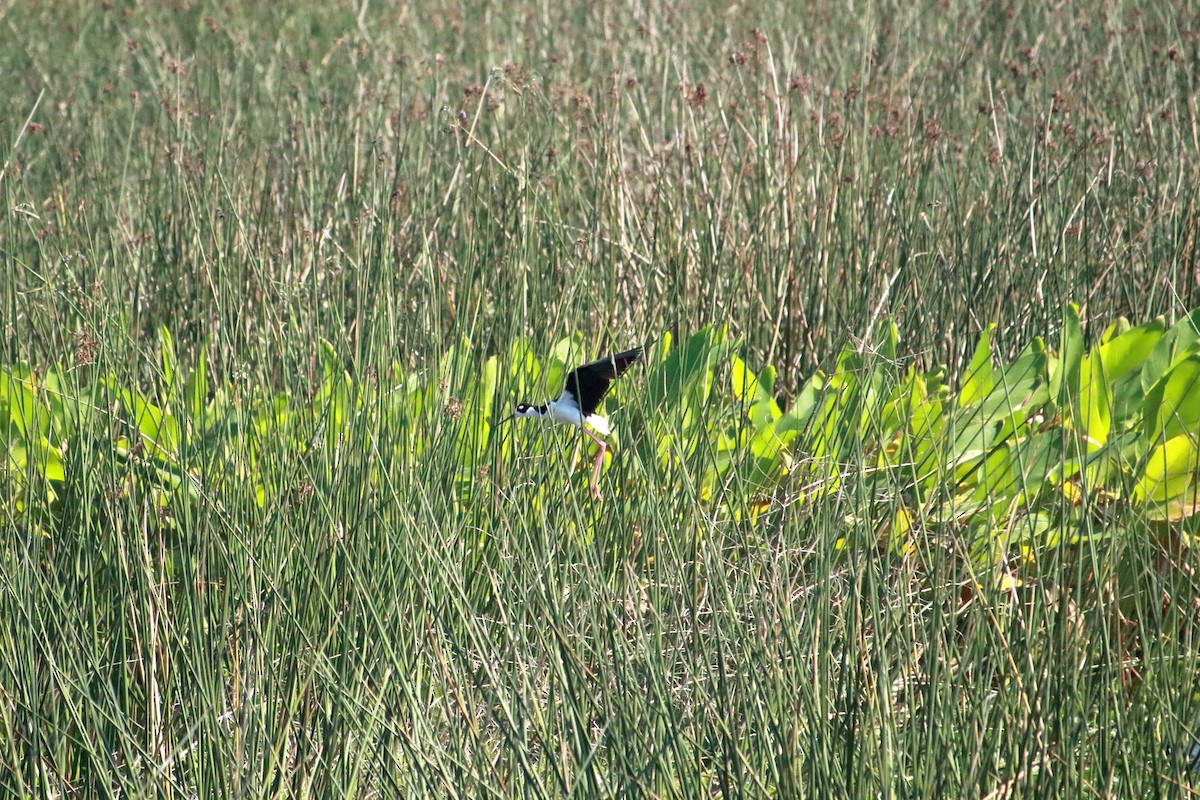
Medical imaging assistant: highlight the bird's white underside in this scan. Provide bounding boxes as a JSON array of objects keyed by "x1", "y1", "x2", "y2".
[{"x1": 547, "y1": 393, "x2": 611, "y2": 435}]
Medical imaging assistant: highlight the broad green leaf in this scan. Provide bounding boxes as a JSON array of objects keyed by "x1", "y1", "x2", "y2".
[
  {"x1": 1096, "y1": 317, "x2": 1164, "y2": 385},
  {"x1": 31, "y1": 436, "x2": 65, "y2": 482},
  {"x1": 943, "y1": 338, "x2": 1048, "y2": 491},
  {"x1": 888, "y1": 506, "x2": 916, "y2": 557},
  {"x1": 1009, "y1": 511, "x2": 1055, "y2": 546},
  {"x1": 787, "y1": 371, "x2": 825, "y2": 426},
  {"x1": 862, "y1": 318, "x2": 899, "y2": 362},
  {"x1": 319, "y1": 337, "x2": 347, "y2": 385},
  {"x1": 805, "y1": 392, "x2": 842, "y2": 462},
  {"x1": 757, "y1": 365, "x2": 776, "y2": 398},
  {"x1": 906, "y1": 383, "x2": 948, "y2": 501},
  {"x1": 436, "y1": 338, "x2": 472, "y2": 401},
  {"x1": 159, "y1": 326, "x2": 177, "y2": 391},
  {"x1": 1141, "y1": 309, "x2": 1200, "y2": 392},
  {"x1": 550, "y1": 332, "x2": 587, "y2": 365},
  {"x1": 1134, "y1": 434, "x2": 1199, "y2": 506},
  {"x1": 983, "y1": 337, "x2": 1049, "y2": 436},
  {"x1": 457, "y1": 410, "x2": 491, "y2": 465},
  {"x1": 1008, "y1": 431, "x2": 1066, "y2": 491},
  {"x1": 126, "y1": 392, "x2": 181, "y2": 458},
  {"x1": 860, "y1": 360, "x2": 897, "y2": 441},
  {"x1": 1080, "y1": 445, "x2": 1124, "y2": 492},
  {"x1": 1096, "y1": 320, "x2": 1164, "y2": 430},
  {"x1": 731, "y1": 356, "x2": 780, "y2": 429},
  {"x1": 643, "y1": 325, "x2": 727, "y2": 411},
  {"x1": 545, "y1": 332, "x2": 587, "y2": 394},
  {"x1": 948, "y1": 417, "x2": 1002, "y2": 472},
  {"x1": 254, "y1": 395, "x2": 292, "y2": 439},
  {"x1": 2, "y1": 366, "x2": 48, "y2": 441},
  {"x1": 973, "y1": 444, "x2": 1016, "y2": 503},
  {"x1": 882, "y1": 319, "x2": 899, "y2": 361},
  {"x1": 4, "y1": 443, "x2": 27, "y2": 473},
  {"x1": 730, "y1": 356, "x2": 755, "y2": 405},
  {"x1": 40, "y1": 366, "x2": 88, "y2": 439},
  {"x1": 806, "y1": 354, "x2": 864, "y2": 465},
  {"x1": 185, "y1": 343, "x2": 209, "y2": 425},
  {"x1": 317, "y1": 373, "x2": 350, "y2": 437},
  {"x1": 878, "y1": 367, "x2": 926, "y2": 440},
  {"x1": 506, "y1": 341, "x2": 542, "y2": 400},
  {"x1": 656, "y1": 333, "x2": 672, "y2": 359},
  {"x1": 747, "y1": 412, "x2": 798, "y2": 461},
  {"x1": 1076, "y1": 350, "x2": 1111, "y2": 451},
  {"x1": 477, "y1": 355, "x2": 498, "y2": 416},
  {"x1": 1142, "y1": 354, "x2": 1200, "y2": 444},
  {"x1": 1098, "y1": 316, "x2": 1132, "y2": 344},
  {"x1": 829, "y1": 345, "x2": 863, "y2": 389},
  {"x1": 1143, "y1": 494, "x2": 1200, "y2": 522},
  {"x1": 1050, "y1": 304, "x2": 1083, "y2": 408},
  {"x1": 959, "y1": 324, "x2": 996, "y2": 407}
]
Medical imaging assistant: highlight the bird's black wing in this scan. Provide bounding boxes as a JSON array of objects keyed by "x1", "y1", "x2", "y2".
[{"x1": 563, "y1": 346, "x2": 644, "y2": 416}]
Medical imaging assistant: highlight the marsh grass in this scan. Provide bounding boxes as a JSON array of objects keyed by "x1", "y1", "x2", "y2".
[{"x1": 2, "y1": 1, "x2": 1199, "y2": 797}]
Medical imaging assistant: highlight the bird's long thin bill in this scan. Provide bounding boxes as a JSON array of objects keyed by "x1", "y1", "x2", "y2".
[{"x1": 498, "y1": 414, "x2": 515, "y2": 424}]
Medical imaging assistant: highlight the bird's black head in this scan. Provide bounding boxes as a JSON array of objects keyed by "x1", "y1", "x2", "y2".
[{"x1": 513, "y1": 402, "x2": 544, "y2": 418}]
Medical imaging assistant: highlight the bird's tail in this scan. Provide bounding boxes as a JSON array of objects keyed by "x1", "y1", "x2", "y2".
[{"x1": 585, "y1": 415, "x2": 611, "y2": 435}]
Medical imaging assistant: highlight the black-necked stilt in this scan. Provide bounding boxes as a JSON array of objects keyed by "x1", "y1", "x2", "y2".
[{"x1": 506, "y1": 346, "x2": 644, "y2": 500}]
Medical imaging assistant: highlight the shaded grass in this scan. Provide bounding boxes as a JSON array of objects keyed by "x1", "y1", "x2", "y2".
[{"x1": 2, "y1": 0, "x2": 1200, "y2": 797}]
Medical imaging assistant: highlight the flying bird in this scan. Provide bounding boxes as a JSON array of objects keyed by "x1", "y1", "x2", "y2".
[{"x1": 507, "y1": 346, "x2": 644, "y2": 500}]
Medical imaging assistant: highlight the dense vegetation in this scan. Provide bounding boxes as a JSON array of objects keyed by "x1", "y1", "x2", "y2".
[{"x1": 2, "y1": 1, "x2": 1199, "y2": 796}]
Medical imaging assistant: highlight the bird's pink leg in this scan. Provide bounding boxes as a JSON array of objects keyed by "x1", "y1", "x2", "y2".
[{"x1": 583, "y1": 427, "x2": 607, "y2": 500}]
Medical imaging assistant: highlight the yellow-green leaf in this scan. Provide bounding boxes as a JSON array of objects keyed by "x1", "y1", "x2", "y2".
[
  {"x1": 1134, "y1": 435, "x2": 1199, "y2": 506},
  {"x1": 959, "y1": 324, "x2": 996, "y2": 407}
]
